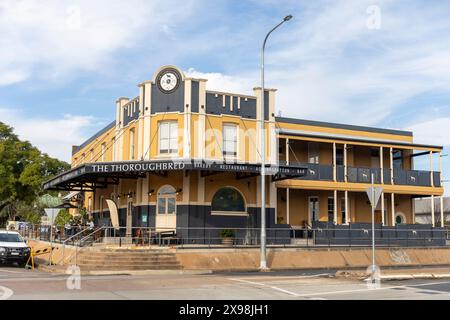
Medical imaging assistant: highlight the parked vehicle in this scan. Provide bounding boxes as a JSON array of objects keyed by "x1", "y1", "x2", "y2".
[
  {"x1": 6, "y1": 221, "x2": 30, "y2": 231},
  {"x1": 0, "y1": 230, "x2": 31, "y2": 267}
]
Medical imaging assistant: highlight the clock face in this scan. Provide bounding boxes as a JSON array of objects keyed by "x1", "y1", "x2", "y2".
[{"x1": 157, "y1": 69, "x2": 181, "y2": 94}]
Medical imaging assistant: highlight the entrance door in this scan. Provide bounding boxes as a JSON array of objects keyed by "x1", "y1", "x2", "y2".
[
  {"x1": 308, "y1": 196, "x2": 319, "y2": 226},
  {"x1": 156, "y1": 185, "x2": 177, "y2": 231}
]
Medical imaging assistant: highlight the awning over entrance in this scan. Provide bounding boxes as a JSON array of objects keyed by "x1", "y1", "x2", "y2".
[
  {"x1": 43, "y1": 159, "x2": 308, "y2": 191},
  {"x1": 62, "y1": 191, "x2": 80, "y2": 200}
]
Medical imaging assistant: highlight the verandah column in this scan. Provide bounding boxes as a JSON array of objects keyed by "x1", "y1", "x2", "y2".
[
  {"x1": 333, "y1": 142, "x2": 337, "y2": 182},
  {"x1": 333, "y1": 190, "x2": 338, "y2": 224},
  {"x1": 344, "y1": 191, "x2": 349, "y2": 224},
  {"x1": 431, "y1": 195, "x2": 435, "y2": 227},
  {"x1": 380, "y1": 146, "x2": 384, "y2": 225},
  {"x1": 391, "y1": 193, "x2": 395, "y2": 226},
  {"x1": 344, "y1": 144, "x2": 348, "y2": 182}
]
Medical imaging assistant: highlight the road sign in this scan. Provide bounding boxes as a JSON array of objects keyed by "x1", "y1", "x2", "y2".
[{"x1": 366, "y1": 186, "x2": 383, "y2": 208}]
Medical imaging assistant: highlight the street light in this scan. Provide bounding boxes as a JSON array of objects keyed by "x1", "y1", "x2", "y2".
[{"x1": 260, "y1": 14, "x2": 293, "y2": 270}]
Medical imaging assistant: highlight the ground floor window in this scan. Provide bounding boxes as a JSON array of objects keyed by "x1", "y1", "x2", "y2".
[
  {"x1": 395, "y1": 212, "x2": 406, "y2": 225},
  {"x1": 340, "y1": 198, "x2": 346, "y2": 224},
  {"x1": 157, "y1": 185, "x2": 177, "y2": 215},
  {"x1": 308, "y1": 196, "x2": 319, "y2": 224},
  {"x1": 211, "y1": 187, "x2": 246, "y2": 215},
  {"x1": 327, "y1": 197, "x2": 334, "y2": 222}
]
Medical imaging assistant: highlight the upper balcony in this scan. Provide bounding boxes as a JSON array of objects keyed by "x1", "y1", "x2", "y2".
[
  {"x1": 278, "y1": 139, "x2": 443, "y2": 189},
  {"x1": 279, "y1": 161, "x2": 441, "y2": 188}
]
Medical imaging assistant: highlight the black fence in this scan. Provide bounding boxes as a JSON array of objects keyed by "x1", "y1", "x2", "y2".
[
  {"x1": 312, "y1": 222, "x2": 447, "y2": 247},
  {"x1": 18, "y1": 223, "x2": 448, "y2": 248}
]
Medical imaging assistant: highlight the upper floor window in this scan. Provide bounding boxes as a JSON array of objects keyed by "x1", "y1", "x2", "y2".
[
  {"x1": 308, "y1": 142, "x2": 319, "y2": 164},
  {"x1": 336, "y1": 148, "x2": 344, "y2": 166},
  {"x1": 90, "y1": 149, "x2": 94, "y2": 161},
  {"x1": 393, "y1": 150, "x2": 403, "y2": 169},
  {"x1": 223, "y1": 123, "x2": 237, "y2": 157},
  {"x1": 129, "y1": 128, "x2": 135, "y2": 160},
  {"x1": 159, "y1": 121, "x2": 178, "y2": 155}
]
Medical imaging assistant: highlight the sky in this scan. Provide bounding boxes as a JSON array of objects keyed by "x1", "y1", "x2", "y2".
[{"x1": 0, "y1": 0, "x2": 449, "y2": 194}]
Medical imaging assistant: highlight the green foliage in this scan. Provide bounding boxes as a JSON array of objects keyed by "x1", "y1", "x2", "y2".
[
  {"x1": 0, "y1": 121, "x2": 70, "y2": 221},
  {"x1": 37, "y1": 194, "x2": 62, "y2": 209},
  {"x1": 55, "y1": 209, "x2": 71, "y2": 227},
  {"x1": 24, "y1": 210, "x2": 42, "y2": 225},
  {"x1": 220, "y1": 229, "x2": 235, "y2": 238}
]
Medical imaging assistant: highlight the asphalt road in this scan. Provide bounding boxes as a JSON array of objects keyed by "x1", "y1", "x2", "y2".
[{"x1": 1, "y1": 266, "x2": 450, "y2": 300}]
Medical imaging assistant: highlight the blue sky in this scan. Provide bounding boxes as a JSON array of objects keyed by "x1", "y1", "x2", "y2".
[{"x1": 0, "y1": 0, "x2": 449, "y2": 194}]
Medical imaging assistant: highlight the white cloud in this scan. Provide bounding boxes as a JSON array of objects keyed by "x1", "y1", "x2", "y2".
[
  {"x1": 0, "y1": 0, "x2": 198, "y2": 85},
  {"x1": 185, "y1": 68, "x2": 255, "y2": 94},
  {"x1": 405, "y1": 117, "x2": 450, "y2": 147},
  {"x1": 0, "y1": 108, "x2": 99, "y2": 162}
]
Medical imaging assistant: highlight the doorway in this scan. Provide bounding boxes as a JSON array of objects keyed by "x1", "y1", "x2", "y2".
[
  {"x1": 308, "y1": 196, "x2": 319, "y2": 226},
  {"x1": 155, "y1": 185, "x2": 177, "y2": 231}
]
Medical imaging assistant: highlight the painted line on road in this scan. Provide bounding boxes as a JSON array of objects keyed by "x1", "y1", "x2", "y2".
[
  {"x1": 0, "y1": 269, "x2": 27, "y2": 274},
  {"x1": 0, "y1": 286, "x2": 14, "y2": 300},
  {"x1": 238, "y1": 273, "x2": 331, "y2": 280},
  {"x1": 232, "y1": 277, "x2": 450, "y2": 299},
  {"x1": 291, "y1": 280, "x2": 450, "y2": 298},
  {"x1": 230, "y1": 278, "x2": 299, "y2": 297}
]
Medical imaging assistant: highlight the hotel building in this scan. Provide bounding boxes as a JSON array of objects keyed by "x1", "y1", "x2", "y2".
[{"x1": 44, "y1": 65, "x2": 445, "y2": 244}]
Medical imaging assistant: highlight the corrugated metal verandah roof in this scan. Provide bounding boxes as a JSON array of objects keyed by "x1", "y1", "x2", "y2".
[{"x1": 43, "y1": 159, "x2": 308, "y2": 191}]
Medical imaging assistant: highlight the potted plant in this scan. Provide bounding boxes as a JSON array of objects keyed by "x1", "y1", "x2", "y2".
[{"x1": 220, "y1": 229, "x2": 235, "y2": 245}]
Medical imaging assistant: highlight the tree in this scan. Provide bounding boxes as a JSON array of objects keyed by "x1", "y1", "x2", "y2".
[
  {"x1": 0, "y1": 122, "x2": 70, "y2": 222},
  {"x1": 55, "y1": 209, "x2": 71, "y2": 227}
]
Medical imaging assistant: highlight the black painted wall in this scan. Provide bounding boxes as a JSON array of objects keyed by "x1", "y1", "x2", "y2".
[{"x1": 151, "y1": 82, "x2": 185, "y2": 114}]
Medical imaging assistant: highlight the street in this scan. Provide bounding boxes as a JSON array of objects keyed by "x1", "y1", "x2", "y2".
[{"x1": 1, "y1": 266, "x2": 450, "y2": 300}]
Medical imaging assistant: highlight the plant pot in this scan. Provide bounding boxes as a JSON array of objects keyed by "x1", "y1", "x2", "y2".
[{"x1": 221, "y1": 237, "x2": 234, "y2": 246}]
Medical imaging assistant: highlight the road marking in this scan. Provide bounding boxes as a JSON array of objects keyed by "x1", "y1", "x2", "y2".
[
  {"x1": 291, "y1": 280, "x2": 450, "y2": 298},
  {"x1": 230, "y1": 278, "x2": 299, "y2": 297},
  {"x1": 0, "y1": 269, "x2": 26, "y2": 274},
  {"x1": 0, "y1": 286, "x2": 14, "y2": 300},
  {"x1": 231, "y1": 277, "x2": 450, "y2": 299},
  {"x1": 233, "y1": 273, "x2": 331, "y2": 280}
]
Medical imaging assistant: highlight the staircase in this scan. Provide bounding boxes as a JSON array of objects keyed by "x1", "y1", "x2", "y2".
[{"x1": 75, "y1": 248, "x2": 182, "y2": 271}]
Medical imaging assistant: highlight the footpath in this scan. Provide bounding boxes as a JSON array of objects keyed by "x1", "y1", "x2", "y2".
[{"x1": 336, "y1": 266, "x2": 450, "y2": 281}]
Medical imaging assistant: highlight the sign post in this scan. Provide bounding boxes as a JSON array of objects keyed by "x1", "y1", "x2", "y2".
[
  {"x1": 44, "y1": 208, "x2": 59, "y2": 266},
  {"x1": 365, "y1": 174, "x2": 383, "y2": 283}
]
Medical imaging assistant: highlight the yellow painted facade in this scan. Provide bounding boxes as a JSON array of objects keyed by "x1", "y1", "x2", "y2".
[{"x1": 65, "y1": 65, "x2": 444, "y2": 229}]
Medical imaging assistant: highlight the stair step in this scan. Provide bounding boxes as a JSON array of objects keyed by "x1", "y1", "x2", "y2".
[
  {"x1": 77, "y1": 265, "x2": 182, "y2": 270},
  {"x1": 77, "y1": 256, "x2": 178, "y2": 261},
  {"x1": 78, "y1": 260, "x2": 180, "y2": 266}
]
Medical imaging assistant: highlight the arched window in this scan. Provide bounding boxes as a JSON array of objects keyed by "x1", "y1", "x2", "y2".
[
  {"x1": 211, "y1": 187, "x2": 246, "y2": 214},
  {"x1": 157, "y1": 185, "x2": 176, "y2": 215}
]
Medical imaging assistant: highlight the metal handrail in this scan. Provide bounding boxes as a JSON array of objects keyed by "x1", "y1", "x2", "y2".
[
  {"x1": 79, "y1": 226, "x2": 106, "y2": 246},
  {"x1": 62, "y1": 227, "x2": 91, "y2": 245},
  {"x1": 60, "y1": 226, "x2": 99, "y2": 265}
]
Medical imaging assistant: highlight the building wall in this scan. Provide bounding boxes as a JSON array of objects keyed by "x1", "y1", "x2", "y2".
[{"x1": 69, "y1": 65, "x2": 442, "y2": 230}]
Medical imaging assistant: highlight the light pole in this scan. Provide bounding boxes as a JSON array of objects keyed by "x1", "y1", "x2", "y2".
[{"x1": 260, "y1": 14, "x2": 293, "y2": 270}]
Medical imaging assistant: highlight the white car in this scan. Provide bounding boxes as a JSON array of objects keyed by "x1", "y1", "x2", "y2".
[{"x1": 0, "y1": 231, "x2": 31, "y2": 267}]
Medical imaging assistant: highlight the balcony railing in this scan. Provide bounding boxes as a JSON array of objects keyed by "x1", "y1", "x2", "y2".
[{"x1": 282, "y1": 161, "x2": 441, "y2": 187}]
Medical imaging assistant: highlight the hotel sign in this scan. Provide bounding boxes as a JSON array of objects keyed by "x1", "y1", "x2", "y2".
[
  {"x1": 43, "y1": 160, "x2": 307, "y2": 190},
  {"x1": 86, "y1": 160, "x2": 307, "y2": 176}
]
